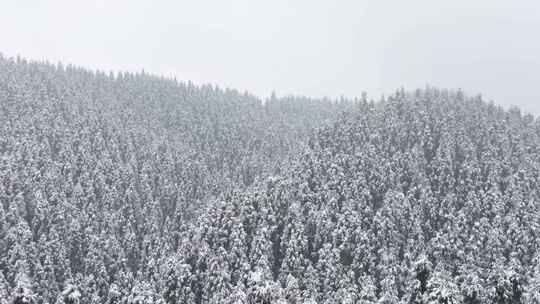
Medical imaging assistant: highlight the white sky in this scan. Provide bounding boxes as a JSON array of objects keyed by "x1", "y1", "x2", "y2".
[{"x1": 1, "y1": 0, "x2": 539, "y2": 115}]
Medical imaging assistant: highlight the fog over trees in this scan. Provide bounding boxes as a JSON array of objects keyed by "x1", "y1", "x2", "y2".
[{"x1": 1, "y1": 55, "x2": 539, "y2": 304}]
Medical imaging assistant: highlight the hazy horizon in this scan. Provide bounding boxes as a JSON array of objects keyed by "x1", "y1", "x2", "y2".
[{"x1": 2, "y1": 0, "x2": 539, "y2": 115}]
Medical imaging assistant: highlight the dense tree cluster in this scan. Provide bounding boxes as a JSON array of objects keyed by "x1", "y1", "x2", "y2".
[
  {"x1": 1, "y1": 55, "x2": 539, "y2": 303},
  {"x1": 0, "y1": 55, "x2": 350, "y2": 303},
  {"x1": 176, "y1": 90, "x2": 540, "y2": 303}
]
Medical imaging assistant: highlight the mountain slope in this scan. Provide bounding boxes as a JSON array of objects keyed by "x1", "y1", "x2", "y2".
[
  {"x1": 0, "y1": 55, "x2": 352, "y2": 303},
  {"x1": 2, "y1": 54, "x2": 540, "y2": 304},
  {"x1": 174, "y1": 89, "x2": 540, "y2": 304}
]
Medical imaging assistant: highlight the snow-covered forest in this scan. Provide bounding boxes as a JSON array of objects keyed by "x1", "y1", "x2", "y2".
[{"x1": 1, "y1": 55, "x2": 540, "y2": 304}]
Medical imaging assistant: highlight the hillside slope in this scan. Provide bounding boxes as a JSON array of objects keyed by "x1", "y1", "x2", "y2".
[
  {"x1": 173, "y1": 89, "x2": 540, "y2": 304},
  {"x1": 2, "y1": 55, "x2": 540, "y2": 304},
  {"x1": 0, "y1": 55, "x2": 352, "y2": 303}
]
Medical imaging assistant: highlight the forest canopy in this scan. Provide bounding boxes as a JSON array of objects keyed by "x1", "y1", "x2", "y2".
[{"x1": 1, "y1": 55, "x2": 539, "y2": 304}]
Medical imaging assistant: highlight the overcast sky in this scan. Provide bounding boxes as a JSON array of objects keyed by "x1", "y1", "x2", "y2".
[{"x1": 1, "y1": 0, "x2": 539, "y2": 115}]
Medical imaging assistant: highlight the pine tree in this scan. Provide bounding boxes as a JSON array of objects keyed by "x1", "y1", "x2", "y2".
[
  {"x1": 56, "y1": 283, "x2": 81, "y2": 304},
  {"x1": 0, "y1": 272, "x2": 10, "y2": 304},
  {"x1": 424, "y1": 268, "x2": 462, "y2": 304},
  {"x1": 11, "y1": 272, "x2": 36, "y2": 304}
]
